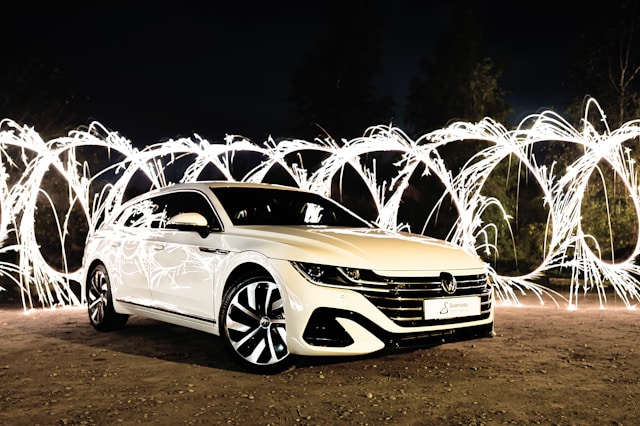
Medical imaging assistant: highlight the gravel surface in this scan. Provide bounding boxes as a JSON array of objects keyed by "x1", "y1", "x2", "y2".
[{"x1": 1, "y1": 292, "x2": 638, "y2": 425}]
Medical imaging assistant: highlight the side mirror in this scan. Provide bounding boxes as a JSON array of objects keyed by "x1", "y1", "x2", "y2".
[{"x1": 167, "y1": 212, "x2": 210, "y2": 237}]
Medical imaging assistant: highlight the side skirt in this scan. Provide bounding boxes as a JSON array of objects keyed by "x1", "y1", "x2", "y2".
[{"x1": 116, "y1": 299, "x2": 218, "y2": 335}]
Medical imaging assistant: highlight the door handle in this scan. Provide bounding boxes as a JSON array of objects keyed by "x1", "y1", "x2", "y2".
[
  {"x1": 152, "y1": 244, "x2": 165, "y2": 251},
  {"x1": 199, "y1": 247, "x2": 229, "y2": 255}
]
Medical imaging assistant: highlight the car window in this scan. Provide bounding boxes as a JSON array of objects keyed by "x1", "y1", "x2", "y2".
[
  {"x1": 119, "y1": 191, "x2": 220, "y2": 231},
  {"x1": 120, "y1": 199, "x2": 164, "y2": 229},
  {"x1": 153, "y1": 191, "x2": 220, "y2": 230},
  {"x1": 211, "y1": 187, "x2": 371, "y2": 227}
]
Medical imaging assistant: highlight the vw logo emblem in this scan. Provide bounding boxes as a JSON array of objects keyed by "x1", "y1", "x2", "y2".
[{"x1": 440, "y1": 272, "x2": 457, "y2": 294}]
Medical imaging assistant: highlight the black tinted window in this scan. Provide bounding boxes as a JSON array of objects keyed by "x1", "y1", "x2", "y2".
[
  {"x1": 211, "y1": 187, "x2": 370, "y2": 227},
  {"x1": 120, "y1": 199, "x2": 161, "y2": 228},
  {"x1": 154, "y1": 191, "x2": 219, "y2": 229},
  {"x1": 121, "y1": 191, "x2": 219, "y2": 230}
]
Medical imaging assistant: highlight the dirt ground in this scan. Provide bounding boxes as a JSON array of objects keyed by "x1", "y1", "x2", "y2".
[{"x1": 1, "y1": 290, "x2": 639, "y2": 426}]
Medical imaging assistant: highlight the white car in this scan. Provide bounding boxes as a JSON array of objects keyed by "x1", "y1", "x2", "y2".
[{"x1": 82, "y1": 181, "x2": 494, "y2": 373}]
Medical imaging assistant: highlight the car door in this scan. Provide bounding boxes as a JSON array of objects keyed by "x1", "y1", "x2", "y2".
[
  {"x1": 146, "y1": 190, "x2": 225, "y2": 322},
  {"x1": 106, "y1": 198, "x2": 159, "y2": 304}
]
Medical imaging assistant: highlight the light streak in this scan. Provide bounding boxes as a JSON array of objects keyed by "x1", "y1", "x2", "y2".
[{"x1": 1, "y1": 98, "x2": 639, "y2": 311}]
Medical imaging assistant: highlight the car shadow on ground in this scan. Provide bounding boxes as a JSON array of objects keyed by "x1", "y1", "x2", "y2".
[
  {"x1": 9, "y1": 305, "x2": 453, "y2": 374},
  {"x1": 9, "y1": 308, "x2": 243, "y2": 372}
]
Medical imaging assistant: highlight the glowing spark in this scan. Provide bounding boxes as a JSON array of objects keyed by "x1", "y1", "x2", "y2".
[{"x1": 1, "y1": 97, "x2": 640, "y2": 311}]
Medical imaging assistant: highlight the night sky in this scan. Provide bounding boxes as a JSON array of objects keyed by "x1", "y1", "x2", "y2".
[{"x1": 3, "y1": 1, "x2": 582, "y2": 145}]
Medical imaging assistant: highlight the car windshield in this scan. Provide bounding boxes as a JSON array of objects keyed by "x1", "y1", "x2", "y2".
[{"x1": 211, "y1": 187, "x2": 372, "y2": 227}]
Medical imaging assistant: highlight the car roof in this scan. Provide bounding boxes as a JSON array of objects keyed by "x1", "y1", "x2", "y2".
[
  {"x1": 128, "y1": 181, "x2": 309, "y2": 200},
  {"x1": 162, "y1": 181, "x2": 303, "y2": 192},
  {"x1": 203, "y1": 181, "x2": 301, "y2": 190}
]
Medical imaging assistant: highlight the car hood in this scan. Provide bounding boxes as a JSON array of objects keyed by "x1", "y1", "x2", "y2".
[{"x1": 224, "y1": 226, "x2": 485, "y2": 275}]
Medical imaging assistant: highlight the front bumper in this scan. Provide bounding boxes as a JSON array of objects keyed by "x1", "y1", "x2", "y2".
[{"x1": 272, "y1": 260, "x2": 494, "y2": 357}]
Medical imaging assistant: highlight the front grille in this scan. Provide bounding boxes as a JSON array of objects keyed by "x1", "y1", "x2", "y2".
[{"x1": 352, "y1": 273, "x2": 492, "y2": 327}]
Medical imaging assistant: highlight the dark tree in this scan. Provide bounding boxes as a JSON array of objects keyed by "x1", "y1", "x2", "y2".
[
  {"x1": 290, "y1": 1, "x2": 395, "y2": 141},
  {"x1": 405, "y1": 3, "x2": 511, "y2": 135},
  {"x1": 567, "y1": 0, "x2": 640, "y2": 127}
]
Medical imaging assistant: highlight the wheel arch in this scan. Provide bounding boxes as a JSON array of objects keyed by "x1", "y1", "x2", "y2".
[{"x1": 223, "y1": 262, "x2": 272, "y2": 295}]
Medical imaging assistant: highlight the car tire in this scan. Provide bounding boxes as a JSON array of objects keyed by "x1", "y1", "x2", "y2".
[
  {"x1": 86, "y1": 264, "x2": 129, "y2": 331},
  {"x1": 220, "y1": 274, "x2": 296, "y2": 374}
]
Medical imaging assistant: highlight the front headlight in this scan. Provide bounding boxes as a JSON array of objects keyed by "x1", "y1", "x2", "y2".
[
  {"x1": 291, "y1": 262, "x2": 352, "y2": 286},
  {"x1": 291, "y1": 262, "x2": 381, "y2": 288}
]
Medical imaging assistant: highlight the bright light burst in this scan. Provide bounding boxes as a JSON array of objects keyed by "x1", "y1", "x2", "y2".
[{"x1": 2, "y1": 98, "x2": 640, "y2": 311}]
